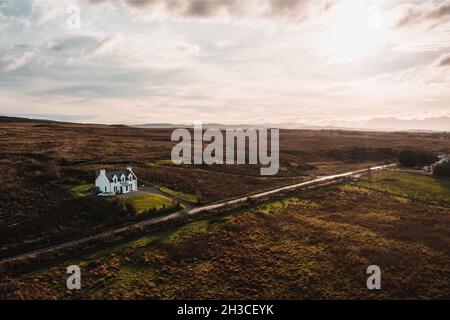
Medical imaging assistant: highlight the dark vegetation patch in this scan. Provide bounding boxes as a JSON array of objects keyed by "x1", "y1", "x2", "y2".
[
  {"x1": 433, "y1": 161, "x2": 450, "y2": 178},
  {"x1": 327, "y1": 147, "x2": 398, "y2": 163},
  {"x1": 398, "y1": 150, "x2": 438, "y2": 168}
]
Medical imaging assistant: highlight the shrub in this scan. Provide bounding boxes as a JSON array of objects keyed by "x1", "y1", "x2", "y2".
[
  {"x1": 433, "y1": 161, "x2": 450, "y2": 178},
  {"x1": 23, "y1": 159, "x2": 60, "y2": 180},
  {"x1": 171, "y1": 199, "x2": 183, "y2": 210},
  {"x1": 125, "y1": 202, "x2": 138, "y2": 216},
  {"x1": 398, "y1": 150, "x2": 438, "y2": 168}
]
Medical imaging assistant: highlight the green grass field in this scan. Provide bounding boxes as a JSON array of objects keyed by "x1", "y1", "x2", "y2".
[
  {"x1": 56, "y1": 182, "x2": 93, "y2": 197},
  {"x1": 124, "y1": 193, "x2": 175, "y2": 214},
  {"x1": 353, "y1": 170, "x2": 450, "y2": 207},
  {"x1": 159, "y1": 186, "x2": 198, "y2": 204}
]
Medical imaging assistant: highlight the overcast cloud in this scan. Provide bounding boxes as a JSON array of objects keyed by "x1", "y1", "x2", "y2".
[{"x1": 0, "y1": 0, "x2": 449, "y2": 125}]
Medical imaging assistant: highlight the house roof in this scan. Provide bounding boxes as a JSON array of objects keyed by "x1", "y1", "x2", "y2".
[{"x1": 104, "y1": 169, "x2": 137, "y2": 182}]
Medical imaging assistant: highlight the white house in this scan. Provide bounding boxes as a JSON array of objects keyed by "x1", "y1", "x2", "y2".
[{"x1": 95, "y1": 167, "x2": 138, "y2": 195}]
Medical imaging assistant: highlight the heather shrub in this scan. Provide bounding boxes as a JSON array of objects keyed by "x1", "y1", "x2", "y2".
[{"x1": 398, "y1": 150, "x2": 438, "y2": 167}]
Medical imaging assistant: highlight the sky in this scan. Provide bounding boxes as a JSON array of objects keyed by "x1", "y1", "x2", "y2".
[{"x1": 0, "y1": 0, "x2": 450, "y2": 125}]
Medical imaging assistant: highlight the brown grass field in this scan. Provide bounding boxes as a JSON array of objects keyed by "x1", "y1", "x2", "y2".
[
  {"x1": 1, "y1": 169, "x2": 449, "y2": 299},
  {"x1": 0, "y1": 116, "x2": 449, "y2": 299}
]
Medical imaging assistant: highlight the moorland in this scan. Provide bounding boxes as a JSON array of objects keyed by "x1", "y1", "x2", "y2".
[
  {"x1": 1, "y1": 116, "x2": 450, "y2": 298},
  {"x1": 2, "y1": 169, "x2": 449, "y2": 299}
]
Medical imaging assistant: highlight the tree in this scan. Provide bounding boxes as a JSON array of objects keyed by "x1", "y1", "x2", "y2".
[
  {"x1": 433, "y1": 161, "x2": 450, "y2": 178},
  {"x1": 398, "y1": 150, "x2": 438, "y2": 168}
]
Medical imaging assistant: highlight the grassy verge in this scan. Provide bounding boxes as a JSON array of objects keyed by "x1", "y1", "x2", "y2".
[
  {"x1": 55, "y1": 181, "x2": 93, "y2": 197},
  {"x1": 159, "y1": 186, "x2": 198, "y2": 204}
]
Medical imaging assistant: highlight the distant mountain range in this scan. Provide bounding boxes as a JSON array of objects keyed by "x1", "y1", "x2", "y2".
[
  {"x1": 363, "y1": 116, "x2": 450, "y2": 132},
  {"x1": 134, "y1": 116, "x2": 450, "y2": 132},
  {"x1": 2, "y1": 115, "x2": 449, "y2": 132},
  {"x1": 133, "y1": 123, "x2": 284, "y2": 129}
]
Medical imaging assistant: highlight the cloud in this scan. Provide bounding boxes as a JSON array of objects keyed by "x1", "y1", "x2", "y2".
[
  {"x1": 90, "y1": 0, "x2": 328, "y2": 22},
  {"x1": 81, "y1": 33, "x2": 125, "y2": 61},
  {"x1": 2, "y1": 51, "x2": 34, "y2": 71},
  {"x1": 396, "y1": 1, "x2": 450, "y2": 28},
  {"x1": 437, "y1": 53, "x2": 450, "y2": 67},
  {"x1": 1, "y1": 0, "x2": 450, "y2": 125}
]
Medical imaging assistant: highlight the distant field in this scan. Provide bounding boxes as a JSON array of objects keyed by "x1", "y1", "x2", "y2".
[{"x1": 3, "y1": 169, "x2": 449, "y2": 299}]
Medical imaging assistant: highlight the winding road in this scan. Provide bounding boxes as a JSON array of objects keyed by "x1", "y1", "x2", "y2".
[{"x1": 0, "y1": 163, "x2": 396, "y2": 268}]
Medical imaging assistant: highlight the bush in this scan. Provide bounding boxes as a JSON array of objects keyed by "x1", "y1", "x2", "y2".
[
  {"x1": 433, "y1": 161, "x2": 450, "y2": 178},
  {"x1": 23, "y1": 159, "x2": 60, "y2": 180},
  {"x1": 125, "y1": 202, "x2": 138, "y2": 216},
  {"x1": 398, "y1": 150, "x2": 438, "y2": 168}
]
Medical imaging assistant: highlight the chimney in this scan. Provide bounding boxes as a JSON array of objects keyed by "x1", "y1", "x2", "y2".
[{"x1": 100, "y1": 169, "x2": 106, "y2": 175}]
